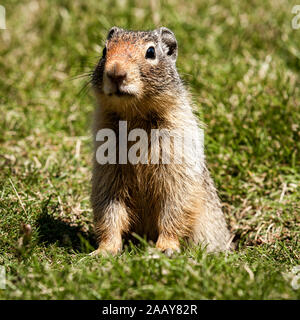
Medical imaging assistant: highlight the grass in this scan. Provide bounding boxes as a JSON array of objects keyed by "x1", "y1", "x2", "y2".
[{"x1": 0, "y1": 0, "x2": 299, "y2": 299}]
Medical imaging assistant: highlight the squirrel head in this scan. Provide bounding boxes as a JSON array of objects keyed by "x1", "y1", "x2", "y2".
[{"x1": 92, "y1": 27, "x2": 183, "y2": 116}]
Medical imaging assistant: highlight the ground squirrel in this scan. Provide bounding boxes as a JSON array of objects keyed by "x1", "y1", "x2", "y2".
[{"x1": 91, "y1": 26, "x2": 233, "y2": 256}]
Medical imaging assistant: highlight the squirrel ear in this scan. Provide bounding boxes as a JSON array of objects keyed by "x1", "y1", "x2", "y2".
[
  {"x1": 107, "y1": 26, "x2": 122, "y2": 40},
  {"x1": 157, "y1": 27, "x2": 178, "y2": 62}
]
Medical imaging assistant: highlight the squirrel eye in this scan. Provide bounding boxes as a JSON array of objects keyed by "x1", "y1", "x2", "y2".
[
  {"x1": 145, "y1": 46, "x2": 155, "y2": 59},
  {"x1": 102, "y1": 47, "x2": 107, "y2": 58}
]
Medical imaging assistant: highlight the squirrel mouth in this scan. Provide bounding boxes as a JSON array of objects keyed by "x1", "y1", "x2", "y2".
[
  {"x1": 108, "y1": 86, "x2": 136, "y2": 97},
  {"x1": 115, "y1": 88, "x2": 131, "y2": 96},
  {"x1": 102, "y1": 79, "x2": 139, "y2": 97}
]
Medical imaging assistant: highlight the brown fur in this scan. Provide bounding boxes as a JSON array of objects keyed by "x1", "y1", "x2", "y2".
[{"x1": 90, "y1": 27, "x2": 233, "y2": 256}]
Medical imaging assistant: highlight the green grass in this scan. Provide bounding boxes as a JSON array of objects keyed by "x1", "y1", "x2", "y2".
[{"x1": 0, "y1": 0, "x2": 299, "y2": 299}]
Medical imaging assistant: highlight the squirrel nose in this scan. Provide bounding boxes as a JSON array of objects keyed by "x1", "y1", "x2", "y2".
[{"x1": 106, "y1": 62, "x2": 127, "y2": 84}]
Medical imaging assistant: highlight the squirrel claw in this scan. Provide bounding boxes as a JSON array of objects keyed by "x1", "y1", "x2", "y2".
[
  {"x1": 163, "y1": 247, "x2": 181, "y2": 258},
  {"x1": 89, "y1": 246, "x2": 120, "y2": 257}
]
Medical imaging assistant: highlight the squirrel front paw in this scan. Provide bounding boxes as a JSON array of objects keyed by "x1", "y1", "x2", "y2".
[
  {"x1": 155, "y1": 235, "x2": 181, "y2": 257},
  {"x1": 89, "y1": 240, "x2": 122, "y2": 257}
]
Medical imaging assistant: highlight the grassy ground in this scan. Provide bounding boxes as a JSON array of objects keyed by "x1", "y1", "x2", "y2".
[{"x1": 0, "y1": 0, "x2": 299, "y2": 299}]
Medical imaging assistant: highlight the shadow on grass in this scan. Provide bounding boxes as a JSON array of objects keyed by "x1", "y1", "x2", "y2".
[{"x1": 37, "y1": 199, "x2": 96, "y2": 252}]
